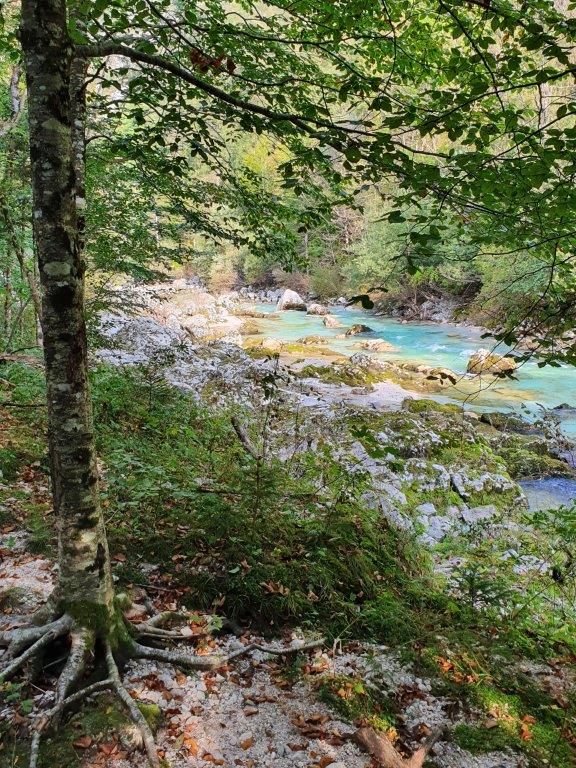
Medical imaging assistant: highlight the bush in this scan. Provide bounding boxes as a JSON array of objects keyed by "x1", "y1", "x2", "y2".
[
  {"x1": 271, "y1": 267, "x2": 310, "y2": 295},
  {"x1": 309, "y1": 265, "x2": 348, "y2": 299}
]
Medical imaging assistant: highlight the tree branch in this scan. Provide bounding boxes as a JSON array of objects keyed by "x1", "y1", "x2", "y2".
[{"x1": 75, "y1": 40, "x2": 373, "y2": 138}]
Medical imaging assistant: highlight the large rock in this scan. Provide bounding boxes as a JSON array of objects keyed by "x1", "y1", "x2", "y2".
[
  {"x1": 238, "y1": 319, "x2": 260, "y2": 335},
  {"x1": 323, "y1": 314, "x2": 342, "y2": 328},
  {"x1": 461, "y1": 504, "x2": 497, "y2": 525},
  {"x1": 297, "y1": 335, "x2": 330, "y2": 346},
  {"x1": 349, "y1": 352, "x2": 378, "y2": 368},
  {"x1": 276, "y1": 289, "x2": 307, "y2": 311},
  {"x1": 467, "y1": 348, "x2": 518, "y2": 375},
  {"x1": 307, "y1": 303, "x2": 329, "y2": 316},
  {"x1": 345, "y1": 323, "x2": 373, "y2": 336},
  {"x1": 359, "y1": 339, "x2": 397, "y2": 353}
]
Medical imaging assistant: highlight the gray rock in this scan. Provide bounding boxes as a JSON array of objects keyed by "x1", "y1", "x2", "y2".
[
  {"x1": 461, "y1": 505, "x2": 497, "y2": 524},
  {"x1": 307, "y1": 303, "x2": 329, "y2": 315},
  {"x1": 277, "y1": 289, "x2": 307, "y2": 311},
  {"x1": 415, "y1": 502, "x2": 437, "y2": 516}
]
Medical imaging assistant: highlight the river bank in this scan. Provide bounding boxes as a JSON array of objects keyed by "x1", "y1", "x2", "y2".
[{"x1": 96, "y1": 277, "x2": 576, "y2": 512}]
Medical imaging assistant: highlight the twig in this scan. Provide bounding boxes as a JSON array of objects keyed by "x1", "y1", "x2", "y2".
[{"x1": 231, "y1": 415, "x2": 262, "y2": 459}]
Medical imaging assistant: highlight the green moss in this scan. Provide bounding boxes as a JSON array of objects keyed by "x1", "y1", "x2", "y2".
[
  {"x1": 403, "y1": 398, "x2": 463, "y2": 415},
  {"x1": 283, "y1": 342, "x2": 340, "y2": 357},
  {"x1": 453, "y1": 723, "x2": 518, "y2": 753},
  {"x1": 316, "y1": 674, "x2": 397, "y2": 729},
  {"x1": 244, "y1": 346, "x2": 280, "y2": 360},
  {"x1": 25, "y1": 505, "x2": 56, "y2": 555},
  {"x1": 64, "y1": 600, "x2": 113, "y2": 634},
  {"x1": 498, "y1": 445, "x2": 575, "y2": 479},
  {"x1": 137, "y1": 702, "x2": 162, "y2": 731},
  {"x1": 459, "y1": 685, "x2": 575, "y2": 766},
  {"x1": 297, "y1": 362, "x2": 389, "y2": 387},
  {"x1": 80, "y1": 695, "x2": 129, "y2": 735}
]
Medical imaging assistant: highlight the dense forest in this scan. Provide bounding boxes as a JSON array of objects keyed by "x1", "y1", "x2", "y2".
[{"x1": 1, "y1": 1, "x2": 576, "y2": 767}]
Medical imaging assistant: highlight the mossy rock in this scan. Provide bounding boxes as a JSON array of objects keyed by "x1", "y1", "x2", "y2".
[
  {"x1": 403, "y1": 397, "x2": 463, "y2": 415},
  {"x1": 282, "y1": 342, "x2": 340, "y2": 357},
  {"x1": 498, "y1": 446, "x2": 575, "y2": 479},
  {"x1": 238, "y1": 319, "x2": 261, "y2": 335}
]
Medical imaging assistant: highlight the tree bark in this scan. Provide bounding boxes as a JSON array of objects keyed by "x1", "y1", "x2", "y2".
[{"x1": 20, "y1": 0, "x2": 115, "y2": 629}]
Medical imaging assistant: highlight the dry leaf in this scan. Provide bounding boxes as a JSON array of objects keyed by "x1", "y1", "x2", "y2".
[
  {"x1": 183, "y1": 736, "x2": 199, "y2": 756},
  {"x1": 73, "y1": 735, "x2": 92, "y2": 749}
]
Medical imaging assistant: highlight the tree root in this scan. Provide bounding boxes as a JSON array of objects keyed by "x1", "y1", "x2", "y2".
[
  {"x1": 0, "y1": 611, "x2": 326, "y2": 768},
  {"x1": 29, "y1": 679, "x2": 112, "y2": 768},
  {"x1": 55, "y1": 627, "x2": 94, "y2": 703},
  {"x1": 354, "y1": 725, "x2": 446, "y2": 768},
  {"x1": 1, "y1": 615, "x2": 71, "y2": 660},
  {"x1": 0, "y1": 616, "x2": 72, "y2": 680},
  {"x1": 105, "y1": 641, "x2": 160, "y2": 768}
]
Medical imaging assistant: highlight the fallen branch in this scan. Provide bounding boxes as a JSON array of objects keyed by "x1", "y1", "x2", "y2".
[
  {"x1": 0, "y1": 401, "x2": 47, "y2": 408},
  {"x1": 231, "y1": 415, "x2": 262, "y2": 459},
  {"x1": 354, "y1": 725, "x2": 446, "y2": 768}
]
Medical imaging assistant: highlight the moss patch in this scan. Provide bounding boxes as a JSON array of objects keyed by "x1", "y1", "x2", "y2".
[{"x1": 316, "y1": 674, "x2": 397, "y2": 732}]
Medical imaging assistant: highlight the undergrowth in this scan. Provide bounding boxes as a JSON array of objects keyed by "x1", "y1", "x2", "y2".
[{"x1": 1, "y1": 360, "x2": 576, "y2": 766}]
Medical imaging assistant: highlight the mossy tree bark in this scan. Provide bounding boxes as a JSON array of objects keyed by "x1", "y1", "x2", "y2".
[{"x1": 19, "y1": 0, "x2": 116, "y2": 629}]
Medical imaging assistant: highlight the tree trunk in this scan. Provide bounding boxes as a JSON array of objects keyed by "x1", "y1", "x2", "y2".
[{"x1": 20, "y1": 0, "x2": 115, "y2": 629}]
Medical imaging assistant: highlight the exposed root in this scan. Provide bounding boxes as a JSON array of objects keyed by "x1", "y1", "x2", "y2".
[
  {"x1": 354, "y1": 724, "x2": 446, "y2": 768},
  {"x1": 1, "y1": 615, "x2": 71, "y2": 660},
  {"x1": 136, "y1": 625, "x2": 188, "y2": 641},
  {"x1": 131, "y1": 635, "x2": 326, "y2": 671},
  {"x1": 2, "y1": 609, "x2": 326, "y2": 768},
  {"x1": 138, "y1": 611, "x2": 242, "y2": 641},
  {"x1": 131, "y1": 639, "x2": 225, "y2": 670},
  {"x1": 145, "y1": 610, "x2": 193, "y2": 628},
  {"x1": 29, "y1": 678, "x2": 112, "y2": 768},
  {"x1": 55, "y1": 627, "x2": 94, "y2": 703},
  {"x1": 105, "y1": 641, "x2": 160, "y2": 768},
  {"x1": 0, "y1": 616, "x2": 72, "y2": 681}
]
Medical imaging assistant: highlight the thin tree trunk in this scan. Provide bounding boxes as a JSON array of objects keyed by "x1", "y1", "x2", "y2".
[
  {"x1": 0, "y1": 197, "x2": 43, "y2": 344},
  {"x1": 20, "y1": 0, "x2": 115, "y2": 628}
]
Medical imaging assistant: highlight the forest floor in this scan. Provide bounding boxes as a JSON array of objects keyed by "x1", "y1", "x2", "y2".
[{"x1": 0, "y1": 526, "x2": 531, "y2": 768}]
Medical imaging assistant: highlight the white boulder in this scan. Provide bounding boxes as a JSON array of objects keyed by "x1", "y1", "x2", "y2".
[
  {"x1": 307, "y1": 303, "x2": 329, "y2": 315},
  {"x1": 276, "y1": 289, "x2": 307, "y2": 311},
  {"x1": 467, "y1": 348, "x2": 517, "y2": 374}
]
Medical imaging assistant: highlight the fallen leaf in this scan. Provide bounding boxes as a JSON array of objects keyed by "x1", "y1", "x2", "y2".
[
  {"x1": 73, "y1": 735, "x2": 93, "y2": 749},
  {"x1": 183, "y1": 736, "x2": 198, "y2": 756}
]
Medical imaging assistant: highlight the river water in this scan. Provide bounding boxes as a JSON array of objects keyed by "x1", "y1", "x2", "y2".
[
  {"x1": 254, "y1": 304, "x2": 576, "y2": 510},
  {"x1": 255, "y1": 304, "x2": 576, "y2": 436}
]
